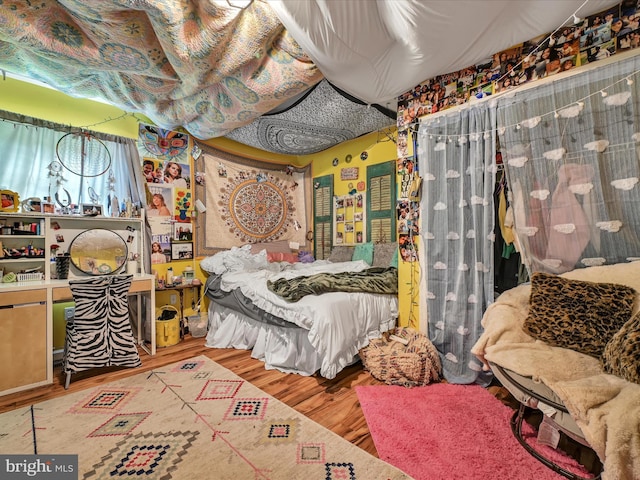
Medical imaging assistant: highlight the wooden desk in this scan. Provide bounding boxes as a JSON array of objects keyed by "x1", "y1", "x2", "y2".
[{"x1": 0, "y1": 274, "x2": 156, "y2": 397}]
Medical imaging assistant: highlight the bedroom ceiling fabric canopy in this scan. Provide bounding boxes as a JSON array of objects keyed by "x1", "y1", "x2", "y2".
[
  {"x1": 0, "y1": 0, "x2": 620, "y2": 155},
  {"x1": 0, "y1": 0, "x2": 323, "y2": 141},
  {"x1": 224, "y1": 79, "x2": 396, "y2": 155},
  {"x1": 270, "y1": 0, "x2": 619, "y2": 107}
]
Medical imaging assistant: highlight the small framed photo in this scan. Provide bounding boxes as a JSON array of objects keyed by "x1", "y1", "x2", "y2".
[
  {"x1": 171, "y1": 241, "x2": 193, "y2": 260},
  {"x1": 0, "y1": 190, "x2": 20, "y2": 212},
  {"x1": 81, "y1": 203, "x2": 103, "y2": 216},
  {"x1": 42, "y1": 202, "x2": 55, "y2": 214},
  {"x1": 173, "y1": 222, "x2": 193, "y2": 241}
]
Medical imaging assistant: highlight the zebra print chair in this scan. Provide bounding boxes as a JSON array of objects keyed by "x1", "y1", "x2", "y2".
[{"x1": 63, "y1": 275, "x2": 141, "y2": 389}]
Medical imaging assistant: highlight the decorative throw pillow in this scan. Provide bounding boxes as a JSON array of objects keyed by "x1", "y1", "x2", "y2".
[
  {"x1": 390, "y1": 247, "x2": 398, "y2": 268},
  {"x1": 266, "y1": 252, "x2": 299, "y2": 263},
  {"x1": 372, "y1": 242, "x2": 397, "y2": 268},
  {"x1": 352, "y1": 241, "x2": 374, "y2": 265},
  {"x1": 523, "y1": 272, "x2": 636, "y2": 358},
  {"x1": 602, "y1": 311, "x2": 640, "y2": 385},
  {"x1": 328, "y1": 246, "x2": 355, "y2": 263},
  {"x1": 249, "y1": 240, "x2": 291, "y2": 254}
]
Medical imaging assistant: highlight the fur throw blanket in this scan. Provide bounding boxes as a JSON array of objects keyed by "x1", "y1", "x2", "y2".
[{"x1": 471, "y1": 262, "x2": 640, "y2": 480}]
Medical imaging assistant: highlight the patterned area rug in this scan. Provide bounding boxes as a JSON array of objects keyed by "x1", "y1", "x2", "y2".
[{"x1": 0, "y1": 356, "x2": 410, "y2": 480}]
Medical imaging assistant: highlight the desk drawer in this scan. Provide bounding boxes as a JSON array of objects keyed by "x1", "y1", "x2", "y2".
[{"x1": 0, "y1": 289, "x2": 46, "y2": 307}]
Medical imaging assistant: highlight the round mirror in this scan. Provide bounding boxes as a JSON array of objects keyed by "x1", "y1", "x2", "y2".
[{"x1": 69, "y1": 228, "x2": 128, "y2": 275}]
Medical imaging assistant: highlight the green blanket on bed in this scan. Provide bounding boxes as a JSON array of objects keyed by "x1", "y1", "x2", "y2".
[{"x1": 267, "y1": 266, "x2": 398, "y2": 302}]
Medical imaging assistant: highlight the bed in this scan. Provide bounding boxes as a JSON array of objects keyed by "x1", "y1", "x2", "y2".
[
  {"x1": 200, "y1": 244, "x2": 399, "y2": 379},
  {"x1": 471, "y1": 261, "x2": 640, "y2": 480}
]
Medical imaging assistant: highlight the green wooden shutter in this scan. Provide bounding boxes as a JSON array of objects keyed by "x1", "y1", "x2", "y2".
[
  {"x1": 312, "y1": 174, "x2": 333, "y2": 260},
  {"x1": 366, "y1": 161, "x2": 396, "y2": 243}
]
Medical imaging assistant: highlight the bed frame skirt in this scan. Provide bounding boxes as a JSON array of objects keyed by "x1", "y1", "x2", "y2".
[{"x1": 205, "y1": 302, "x2": 358, "y2": 376}]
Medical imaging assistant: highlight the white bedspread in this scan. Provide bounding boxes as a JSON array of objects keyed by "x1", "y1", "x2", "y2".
[{"x1": 202, "y1": 246, "x2": 399, "y2": 379}]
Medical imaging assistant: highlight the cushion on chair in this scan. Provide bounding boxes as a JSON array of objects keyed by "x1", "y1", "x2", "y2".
[
  {"x1": 64, "y1": 275, "x2": 140, "y2": 377},
  {"x1": 523, "y1": 272, "x2": 636, "y2": 358},
  {"x1": 602, "y1": 310, "x2": 640, "y2": 385}
]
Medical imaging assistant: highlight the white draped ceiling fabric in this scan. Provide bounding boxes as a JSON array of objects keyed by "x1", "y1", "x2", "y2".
[{"x1": 271, "y1": 0, "x2": 618, "y2": 108}]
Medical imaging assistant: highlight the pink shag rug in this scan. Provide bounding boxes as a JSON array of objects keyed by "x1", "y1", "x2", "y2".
[{"x1": 356, "y1": 383, "x2": 594, "y2": 480}]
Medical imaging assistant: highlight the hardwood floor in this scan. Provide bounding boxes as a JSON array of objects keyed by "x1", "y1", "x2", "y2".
[{"x1": 0, "y1": 334, "x2": 386, "y2": 457}]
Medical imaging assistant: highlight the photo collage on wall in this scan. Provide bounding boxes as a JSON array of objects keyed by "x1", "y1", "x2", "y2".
[
  {"x1": 397, "y1": 1, "x2": 640, "y2": 128},
  {"x1": 137, "y1": 123, "x2": 193, "y2": 265},
  {"x1": 397, "y1": 156, "x2": 421, "y2": 263},
  {"x1": 395, "y1": 0, "x2": 640, "y2": 263}
]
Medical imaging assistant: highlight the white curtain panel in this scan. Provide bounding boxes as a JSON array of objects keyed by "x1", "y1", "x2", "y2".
[
  {"x1": 0, "y1": 116, "x2": 141, "y2": 214},
  {"x1": 417, "y1": 104, "x2": 497, "y2": 385},
  {"x1": 496, "y1": 54, "x2": 640, "y2": 275}
]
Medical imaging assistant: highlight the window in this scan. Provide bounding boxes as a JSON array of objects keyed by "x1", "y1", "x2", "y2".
[
  {"x1": 0, "y1": 113, "x2": 140, "y2": 214},
  {"x1": 366, "y1": 161, "x2": 396, "y2": 243},
  {"x1": 312, "y1": 174, "x2": 333, "y2": 260}
]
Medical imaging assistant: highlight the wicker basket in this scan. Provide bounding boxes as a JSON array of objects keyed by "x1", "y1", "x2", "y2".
[{"x1": 360, "y1": 327, "x2": 442, "y2": 387}]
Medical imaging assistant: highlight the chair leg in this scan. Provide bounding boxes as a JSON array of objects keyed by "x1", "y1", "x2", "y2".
[
  {"x1": 510, "y1": 403, "x2": 601, "y2": 480},
  {"x1": 64, "y1": 372, "x2": 71, "y2": 390}
]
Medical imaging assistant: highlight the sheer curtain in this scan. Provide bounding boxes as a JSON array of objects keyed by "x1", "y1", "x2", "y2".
[
  {"x1": 0, "y1": 111, "x2": 143, "y2": 211},
  {"x1": 417, "y1": 102, "x2": 496, "y2": 384},
  {"x1": 496, "y1": 54, "x2": 640, "y2": 274}
]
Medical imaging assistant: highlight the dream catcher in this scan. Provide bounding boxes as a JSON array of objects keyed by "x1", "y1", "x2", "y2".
[
  {"x1": 55, "y1": 131, "x2": 112, "y2": 207},
  {"x1": 47, "y1": 160, "x2": 71, "y2": 208},
  {"x1": 56, "y1": 132, "x2": 111, "y2": 177}
]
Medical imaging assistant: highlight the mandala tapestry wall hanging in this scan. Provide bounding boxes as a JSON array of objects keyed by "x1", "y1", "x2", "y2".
[{"x1": 202, "y1": 152, "x2": 307, "y2": 251}]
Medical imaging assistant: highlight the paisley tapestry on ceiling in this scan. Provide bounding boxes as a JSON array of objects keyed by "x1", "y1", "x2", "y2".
[{"x1": 195, "y1": 146, "x2": 309, "y2": 254}]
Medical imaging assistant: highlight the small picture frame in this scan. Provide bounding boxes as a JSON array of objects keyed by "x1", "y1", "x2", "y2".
[
  {"x1": 0, "y1": 190, "x2": 20, "y2": 213},
  {"x1": 173, "y1": 222, "x2": 193, "y2": 241},
  {"x1": 81, "y1": 203, "x2": 103, "y2": 216},
  {"x1": 42, "y1": 202, "x2": 55, "y2": 214},
  {"x1": 171, "y1": 241, "x2": 193, "y2": 260}
]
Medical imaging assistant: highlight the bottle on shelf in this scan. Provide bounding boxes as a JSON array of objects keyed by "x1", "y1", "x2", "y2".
[{"x1": 166, "y1": 267, "x2": 174, "y2": 285}]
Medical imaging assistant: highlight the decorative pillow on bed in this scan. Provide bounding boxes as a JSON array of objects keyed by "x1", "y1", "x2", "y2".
[
  {"x1": 298, "y1": 250, "x2": 315, "y2": 263},
  {"x1": 328, "y1": 246, "x2": 354, "y2": 263},
  {"x1": 249, "y1": 240, "x2": 292, "y2": 255},
  {"x1": 266, "y1": 252, "x2": 299, "y2": 263},
  {"x1": 523, "y1": 272, "x2": 636, "y2": 358},
  {"x1": 352, "y1": 241, "x2": 374, "y2": 265},
  {"x1": 390, "y1": 248, "x2": 398, "y2": 268},
  {"x1": 372, "y1": 242, "x2": 398, "y2": 268},
  {"x1": 602, "y1": 311, "x2": 640, "y2": 385}
]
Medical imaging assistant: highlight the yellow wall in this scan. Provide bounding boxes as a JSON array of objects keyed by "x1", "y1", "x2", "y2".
[
  {"x1": 302, "y1": 130, "x2": 418, "y2": 327},
  {"x1": 0, "y1": 77, "x2": 419, "y2": 329}
]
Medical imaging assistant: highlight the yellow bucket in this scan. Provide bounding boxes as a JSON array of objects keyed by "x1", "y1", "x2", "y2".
[{"x1": 156, "y1": 305, "x2": 181, "y2": 347}]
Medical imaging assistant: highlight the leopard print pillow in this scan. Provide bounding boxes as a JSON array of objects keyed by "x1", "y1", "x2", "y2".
[
  {"x1": 523, "y1": 272, "x2": 637, "y2": 358},
  {"x1": 602, "y1": 311, "x2": 640, "y2": 385}
]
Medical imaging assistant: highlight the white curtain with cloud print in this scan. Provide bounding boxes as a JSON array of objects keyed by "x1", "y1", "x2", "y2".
[
  {"x1": 496, "y1": 53, "x2": 640, "y2": 275},
  {"x1": 417, "y1": 103, "x2": 497, "y2": 385}
]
